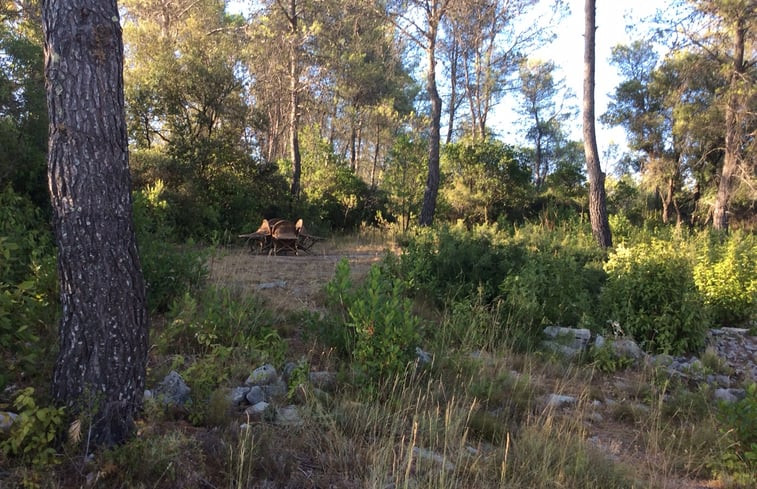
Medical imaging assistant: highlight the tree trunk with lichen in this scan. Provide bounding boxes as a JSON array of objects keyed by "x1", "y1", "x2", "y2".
[{"x1": 42, "y1": 0, "x2": 149, "y2": 446}]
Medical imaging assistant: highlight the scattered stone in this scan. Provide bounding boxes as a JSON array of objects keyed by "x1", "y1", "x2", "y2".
[
  {"x1": 412, "y1": 447, "x2": 455, "y2": 472},
  {"x1": 245, "y1": 401, "x2": 271, "y2": 421},
  {"x1": 276, "y1": 405, "x2": 303, "y2": 426},
  {"x1": 246, "y1": 364, "x2": 278, "y2": 386},
  {"x1": 309, "y1": 371, "x2": 337, "y2": 392},
  {"x1": 415, "y1": 347, "x2": 432, "y2": 365},
  {"x1": 245, "y1": 386, "x2": 266, "y2": 405},
  {"x1": 609, "y1": 339, "x2": 645, "y2": 361},
  {"x1": 713, "y1": 388, "x2": 746, "y2": 403},
  {"x1": 230, "y1": 386, "x2": 251, "y2": 405},
  {"x1": 262, "y1": 379, "x2": 287, "y2": 399},
  {"x1": 542, "y1": 394, "x2": 577, "y2": 409},
  {"x1": 586, "y1": 411, "x2": 604, "y2": 423},
  {"x1": 282, "y1": 362, "x2": 299, "y2": 382},
  {"x1": 543, "y1": 326, "x2": 592, "y2": 350},
  {"x1": 707, "y1": 328, "x2": 757, "y2": 382},
  {"x1": 155, "y1": 371, "x2": 191, "y2": 406},
  {"x1": 0, "y1": 411, "x2": 18, "y2": 433},
  {"x1": 594, "y1": 334, "x2": 605, "y2": 349},
  {"x1": 648, "y1": 354, "x2": 674, "y2": 368}
]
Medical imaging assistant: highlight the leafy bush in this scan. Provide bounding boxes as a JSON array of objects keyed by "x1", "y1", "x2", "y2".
[
  {"x1": 0, "y1": 388, "x2": 64, "y2": 467},
  {"x1": 397, "y1": 224, "x2": 527, "y2": 303},
  {"x1": 326, "y1": 259, "x2": 420, "y2": 381},
  {"x1": 693, "y1": 231, "x2": 756, "y2": 326},
  {"x1": 0, "y1": 188, "x2": 58, "y2": 389},
  {"x1": 499, "y1": 250, "x2": 599, "y2": 330},
  {"x1": 713, "y1": 384, "x2": 757, "y2": 486},
  {"x1": 600, "y1": 240, "x2": 709, "y2": 355}
]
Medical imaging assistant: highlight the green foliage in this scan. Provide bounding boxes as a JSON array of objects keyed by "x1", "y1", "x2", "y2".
[
  {"x1": 600, "y1": 239, "x2": 709, "y2": 355},
  {"x1": 156, "y1": 286, "x2": 280, "y2": 358},
  {"x1": 590, "y1": 344, "x2": 634, "y2": 373},
  {"x1": 499, "y1": 249, "x2": 599, "y2": 330},
  {"x1": 296, "y1": 125, "x2": 389, "y2": 231},
  {"x1": 441, "y1": 137, "x2": 533, "y2": 224},
  {"x1": 693, "y1": 231, "x2": 756, "y2": 326},
  {"x1": 133, "y1": 184, "x2": 208, "y2": 313},
  {"x1": 397, "y1": 224, "x2": 527, "y2": 303},
  {"x1": 0, "y1": 17, "x2": 48, "y2": 209},
  {"x1": 0, "y1": 188, "x2": 58, "y2": 389},
  {"x1": 713, "y1": 384, "x2": 757, "y2": 485},
  {"x1": 381, "y1": 133, "x2": 428, "y2": 231},
  {"x1": 102, "y1": 429, "x2": 208, "y2": 488},
  {"x1": 0, "y1": 388, "x2": 64, "y2": 467},
  {"x1": 326, "y1": 259, "x2": 420, "y2": 381}
]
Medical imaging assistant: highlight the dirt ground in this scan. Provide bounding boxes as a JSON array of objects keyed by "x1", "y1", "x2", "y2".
[{"x1": 208, "y1": 238, "x2": 395, "y2": 314}]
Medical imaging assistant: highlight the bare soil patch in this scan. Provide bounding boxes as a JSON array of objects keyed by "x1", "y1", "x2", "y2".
[{"x1": 208, "y1": 238, "x2": 396, "y2": 314}]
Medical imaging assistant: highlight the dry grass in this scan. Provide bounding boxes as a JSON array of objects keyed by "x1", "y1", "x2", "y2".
[
  {"x1": 208, "y1": 235, "x2": 393, "y2": 315},
  {"x1": 22, "y1": 237, "x2": 731, "y2": 489}
]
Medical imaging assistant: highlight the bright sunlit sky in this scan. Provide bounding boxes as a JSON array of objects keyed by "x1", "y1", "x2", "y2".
[{"x1": 228, "y1": 0, "x2": 662, "y2": 170}]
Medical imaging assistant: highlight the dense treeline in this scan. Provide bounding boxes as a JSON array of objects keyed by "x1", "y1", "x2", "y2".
[{"x1": 2, "y1": 0, "x2": 754, "y2": 241}]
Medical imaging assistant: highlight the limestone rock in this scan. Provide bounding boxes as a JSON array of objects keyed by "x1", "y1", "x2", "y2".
[
  {"x1": 246, "y1": 364, "x2": 278, "y2": 386},
  {"x1": 155, "y1": 371, "x2": 191, "y2": 406}
]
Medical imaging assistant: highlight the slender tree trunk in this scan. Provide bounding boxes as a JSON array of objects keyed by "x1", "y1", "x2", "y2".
[
  {"x1": 446, "y1": 32, "x2": 458, "y2": 145},
  {"x1": 43, "y1": 0, "x2": 149, "y2": 446},
  {"x1": 371, "y1": 122, "x2": 380, "y2": 188},
  {"x1": 583, "y1": 0, "x2": 612, "y2": 248},
  {"x1": 713, "y1": 18, "x2": 746, "y2": 232},
  {"x1": 286, "y1": 0, "x2": 301, "y2": 198},
  {"x1": 419, "y1": 24, "x2": 443, "y2": 226}
]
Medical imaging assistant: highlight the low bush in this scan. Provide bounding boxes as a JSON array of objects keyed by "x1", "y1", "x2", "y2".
[
  {"x1": 694, "y1": 231, "x2": 756, "y2": 326},
  {"x1": 0, "y1": 388, "x2": 65, "y2": 468},
  {"x1": 713, "y1": 383, "x2": 757, "y2": 486},
  {"x1": 325, "y1": 259, "x2": 420, "y2": 382},
  {"x1": 0, "y1": 187, "x2": 58, "y2": 389},
  {"x1": 600, "y1": 239, "x2": 709, "y2": 355},
  {"x1": 397, "y1": 224, "x2": 526, "y2": 303}
]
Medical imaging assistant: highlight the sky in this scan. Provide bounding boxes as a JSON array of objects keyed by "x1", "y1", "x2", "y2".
[{"x1": 492, "y1": 0, "x2": 660, "y2": 167}]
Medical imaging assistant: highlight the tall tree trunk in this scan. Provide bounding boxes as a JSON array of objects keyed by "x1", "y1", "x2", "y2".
[
  {"x1": 583, "y1": 0, "x2": 612, "y2": 248},
  {"x1": 419, "y1": 23, "x2": 442, "y2": 226},
  {"x1": 286, "y1": 0, "x2": 301, "y2": 198},
  {"x1": 43, "y1": 0, "x2": 149, "y2": 446},
  {"x1": 712, "y1": 17, "x2": 746, "y2": 232},
  {"x1": 371, "y1": 122, "x2": 380, "y2": 188},
  {"x1": 446, "y1": 32, "x2": 458, "y2": 145}
]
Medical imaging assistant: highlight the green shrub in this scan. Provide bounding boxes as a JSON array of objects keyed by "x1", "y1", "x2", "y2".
[
  {"x1": 600, "y1": 239, "x2": 709, "y2": 355},
  {"x1": 326, "y1": 259, "x2": 420, "y2": 381},
  {"x1": 0, "y1": 388, "x2": 64, "y2": 467},
  {"x1": 694, "y1": 231, "x2": 756, "y2": 326},
  {"x1": 499, "y1": 250, "x2": 600, "y2": 330},
  {"x1": 0, "y1": 188, "x2": 58, "y2": 389},
  {"x1": 713, "y1": 384, "x2": 757, "y2": 486},
  {"x1": 590, "y1": 344, "x2": 634, "y2": 373},
  {"x1": 398, "y1": 224, "x2": 527, "y2": 303}
]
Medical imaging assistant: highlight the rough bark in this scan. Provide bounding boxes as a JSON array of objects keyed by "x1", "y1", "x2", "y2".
[
  {"x1": 42, "y1": 0, "x2": 149, "y2": 446},
  {"x1": 712, "y1": 17, "x2": 746, "y2": 232},
  {"x1": 419, "y1": 20, "x2": 442, "y2": 227},
  {"x1": 583, "y1": 0, "x2": 612, "y2": 248}
]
